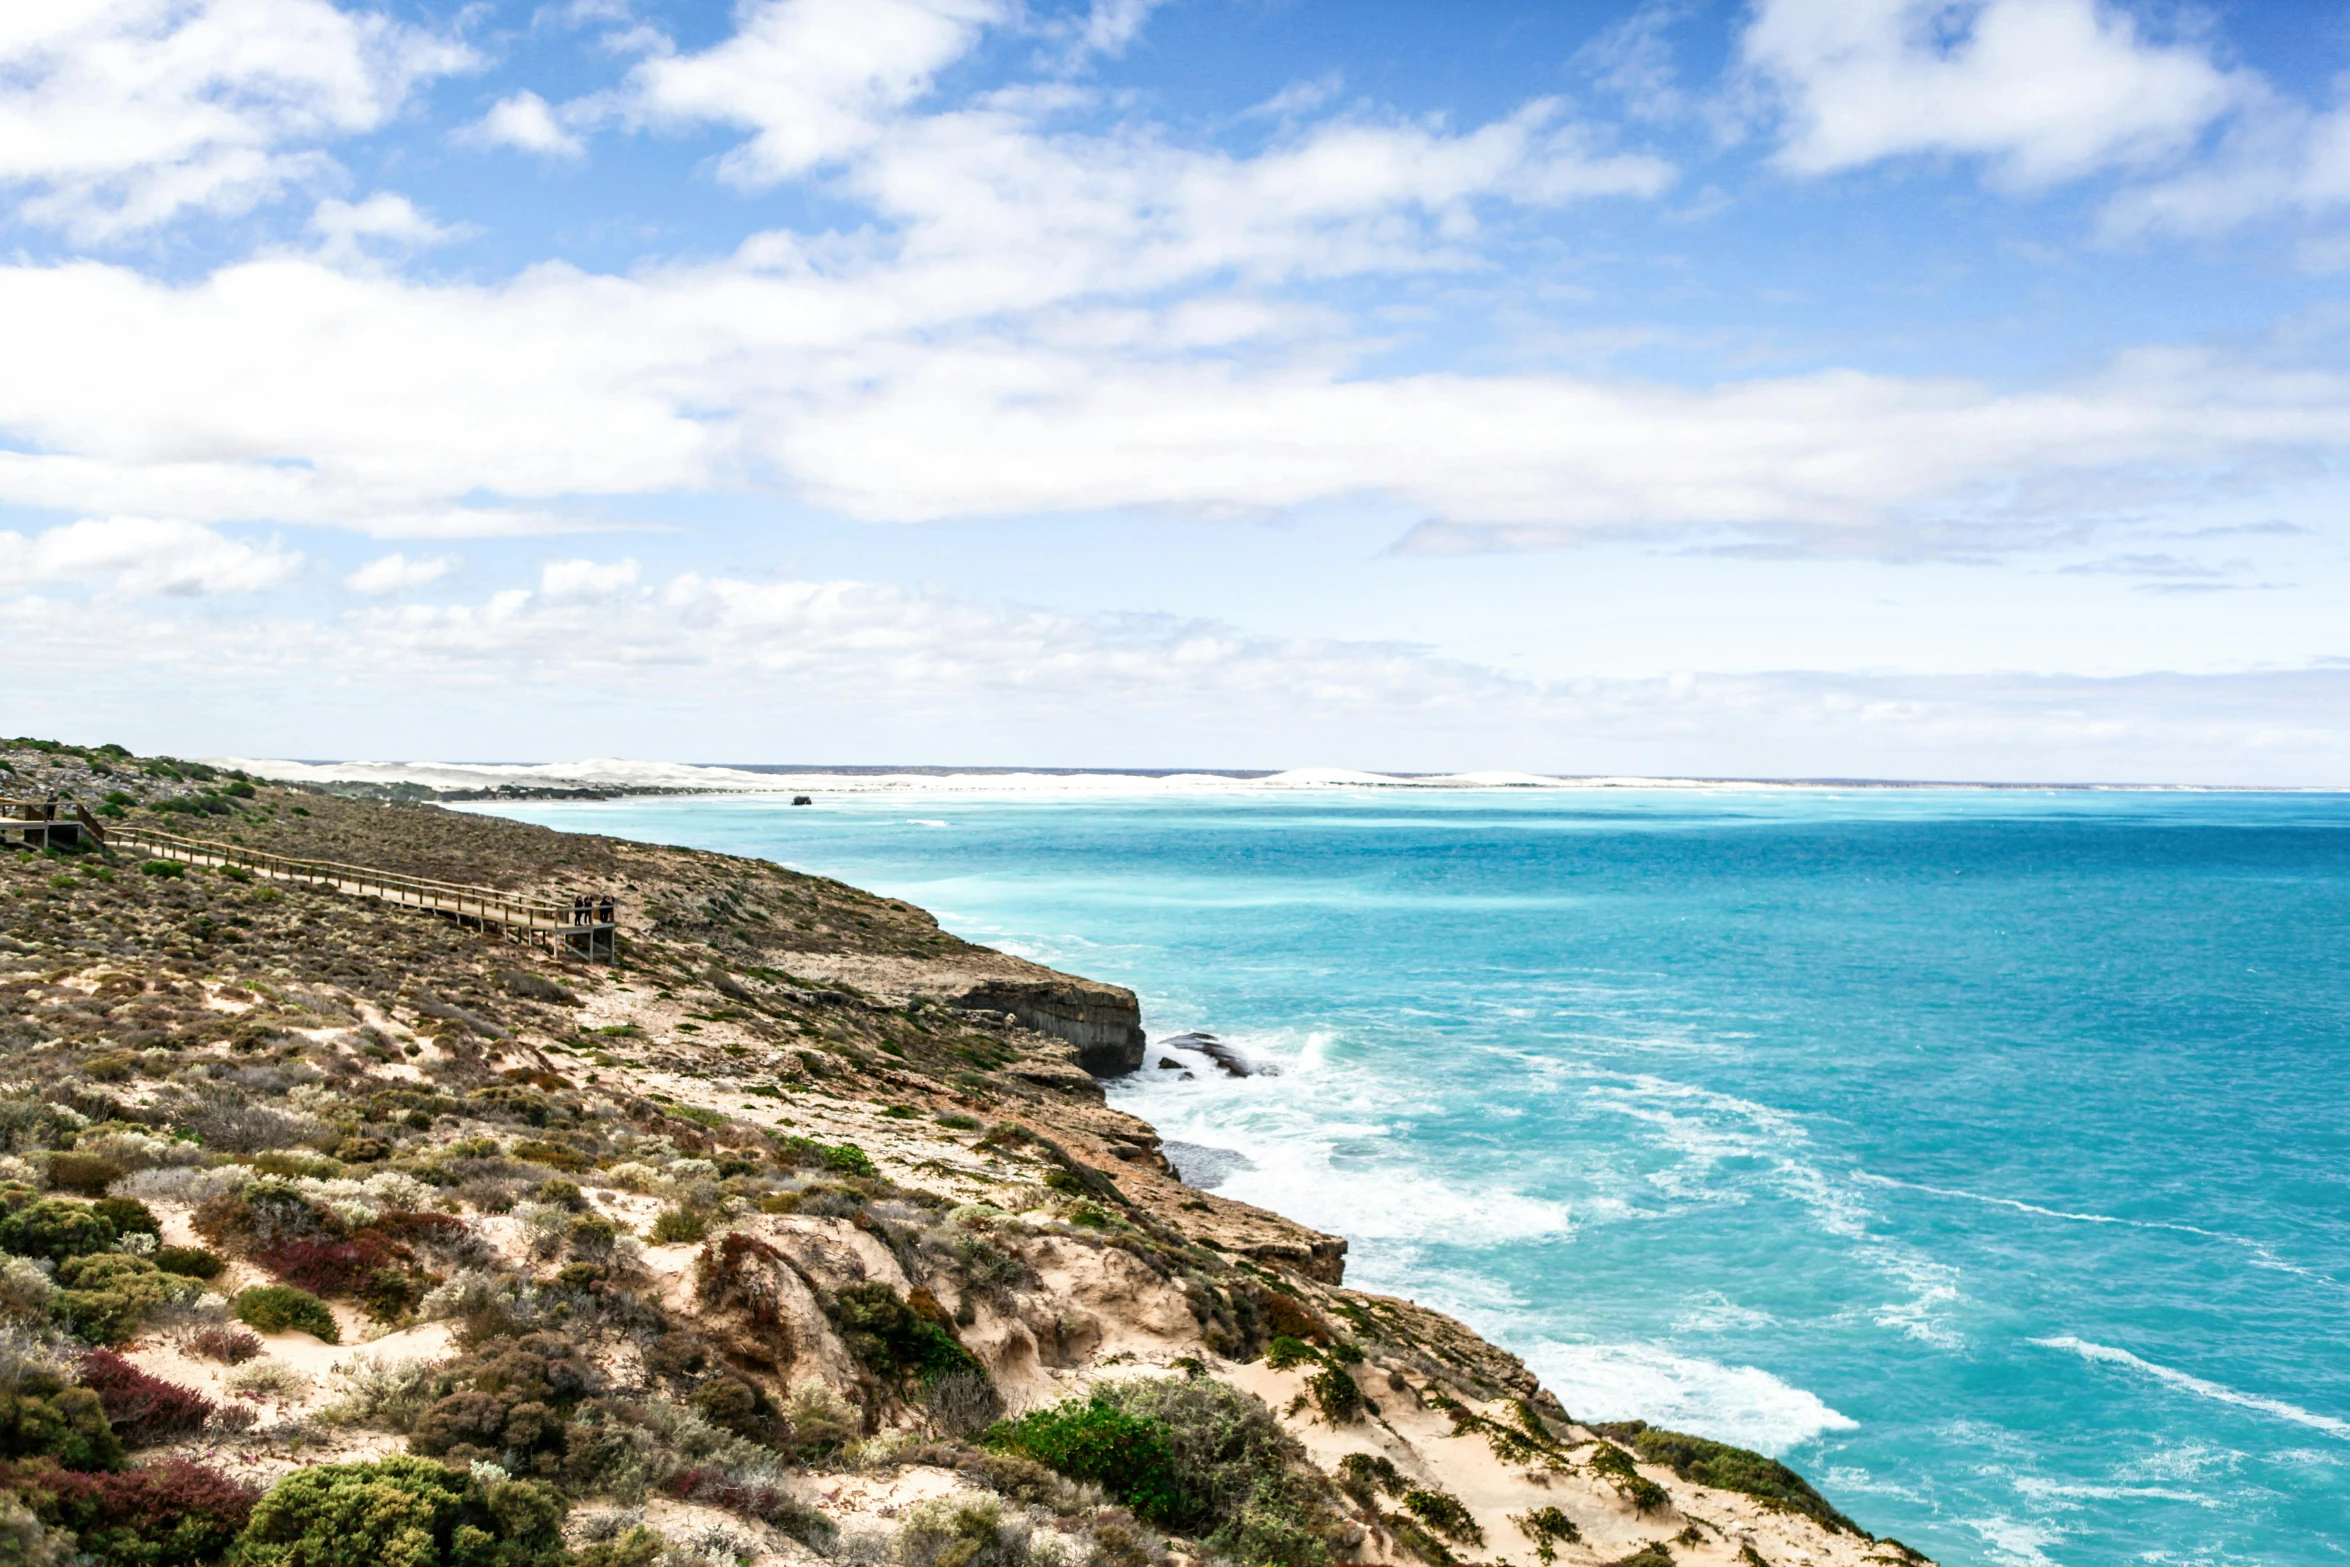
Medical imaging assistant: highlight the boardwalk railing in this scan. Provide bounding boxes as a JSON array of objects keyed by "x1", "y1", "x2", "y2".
[{"x1": 104, "y1": 824, "x2": 618, "y2": 961}]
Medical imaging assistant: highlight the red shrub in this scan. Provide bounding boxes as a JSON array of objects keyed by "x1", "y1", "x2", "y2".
[
  {"x1": 77, "y1": 1352, "x2": 215, "y2": 1446},
  {"x1": 0, "y1": 1457, "x2": 259, "y2": 1567},
  {"x1": 248, "y1": 1231, "x2": 400, "y2": 1296},
  {"x1": 181, "y1": 1324, "x2": 262, "y2": 1365}
]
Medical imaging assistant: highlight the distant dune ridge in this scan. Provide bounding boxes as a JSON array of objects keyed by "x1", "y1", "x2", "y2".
[{"x1": 215, "y1": 756, "x2": 1787, "y2": 795}]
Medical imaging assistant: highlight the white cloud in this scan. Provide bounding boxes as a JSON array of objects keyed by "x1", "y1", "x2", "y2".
[
  {"x1": 0, "y1": 0, "x2": 2333, "y2": 569},
  {"x1": 2101, "y1": 89, "x2": 2350, "y2": 237},
  {"x1": 1, "y1": 251, "x2": 2349, "y2": 548},
  {"x1": 1741, "y1": 0, "x2": 2239, "y2": 189},
  {"x1": 616, "y1": 0, "x2": 1004, "y2": 186},
  {"x1": 9, "y1": 565, "x2": 2350, "y2": 782},
  {"x1": 1049, "y1": 0, "x2": 1169, "y2": 67},
  {"x1": 0, "y1": 0, "x2": 477, "y2": 239},
  {"x1": 344, "y1": 551, "x2": 457, "y2": 594},
  {"x1": 456, "y1": 90, "x2": 586, "y2": 158},
  {"x1": 308, "y1": 192, "x2": 470, "y2": 263},
  {"x1": 539, "y1": 558, "x2": 641, "y2": 599},
  {"x1": 1, "y1": 515, "x2": 298, "y2": 595}
]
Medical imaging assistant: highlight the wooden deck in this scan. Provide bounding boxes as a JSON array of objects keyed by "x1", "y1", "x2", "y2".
[
  {"x1": 1, "y1": 798, "x2": 89, "y2": 849},
  {"x1": 104, "y1": 824, "x2": 619, "y2": 961}
]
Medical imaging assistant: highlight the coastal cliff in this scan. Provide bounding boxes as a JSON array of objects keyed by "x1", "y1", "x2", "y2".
[{"x1": 0, "y1": 738, "x2": 1930, "y2": 1567}]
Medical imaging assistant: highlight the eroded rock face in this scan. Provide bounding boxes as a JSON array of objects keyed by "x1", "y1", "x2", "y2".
[
  {"x1": 946, "y1": 978, "x2": 1145, "y2": 1076},
  {"x1": 761, "y1": 951, "x2": 1148, "y2": 1076}
]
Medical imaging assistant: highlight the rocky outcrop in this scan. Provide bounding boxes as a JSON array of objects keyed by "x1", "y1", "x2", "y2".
[
  {"x1": 769, "y1": 949, "x2": 1147, "y2": 1075},
  {"x1": 945, "y1": 976, "x2": 1145, "y2": 1075}
]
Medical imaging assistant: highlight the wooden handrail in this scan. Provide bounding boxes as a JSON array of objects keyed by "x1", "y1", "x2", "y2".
[{"x1": 105, "y1": 824, "x2": 614, "y2": 938}]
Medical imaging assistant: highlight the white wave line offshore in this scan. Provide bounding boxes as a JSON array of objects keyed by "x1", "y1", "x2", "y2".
[
  {"x1": 1855, "y1": 1172, "x2": 2350, "y2": 1294},
  {"x1": 2034, "y1": 1337, "x2": 2350, "y2": 1440}
]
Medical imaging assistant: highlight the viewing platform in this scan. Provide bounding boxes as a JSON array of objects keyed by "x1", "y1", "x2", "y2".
[{"x1": 1, "y1": 798, "x2": 96, "y2": 850}]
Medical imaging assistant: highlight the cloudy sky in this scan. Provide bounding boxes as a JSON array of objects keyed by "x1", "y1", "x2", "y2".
[{"x1": 5, "y1": 0, "x2": 2349, "y2": 782}]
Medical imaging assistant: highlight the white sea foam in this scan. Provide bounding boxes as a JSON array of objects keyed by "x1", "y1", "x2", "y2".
[
  {"x1": 1966, "y1": 1514, "x2": 2064, "y2": 1567},
  {"x1": 1111, "y1": 1025, "x2": 1572, "y2": 1248},
  {"x1": 2009, "y1": 1476, "x2": 2217, "y2": 1508},
  {"x1": 2034, "y1": 1337, "x2": 2350, "y2": 1440},
  {"x1": 1860, "y1": 1172, "x2": 2350, "y2": 1296},
  {"x1": 1671, "y1": 1291, "x2": 1779, "y2": 1334},
  {"x1": 1519, "y1": 1341, "x2": 1856, "y2": 1455}
]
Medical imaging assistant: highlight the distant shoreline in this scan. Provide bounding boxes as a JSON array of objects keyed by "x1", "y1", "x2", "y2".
[{"x1": 214, "y1": 755, "x2": 2349, "y2": 796}]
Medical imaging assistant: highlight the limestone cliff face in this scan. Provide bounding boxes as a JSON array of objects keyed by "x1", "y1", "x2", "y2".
[
  {"x1": 942, "y1": 976, "x2": 1146, "y2": 1076},
  {"x1": 760, "y1": 949, "x2": 1148, "y2": 1076}
]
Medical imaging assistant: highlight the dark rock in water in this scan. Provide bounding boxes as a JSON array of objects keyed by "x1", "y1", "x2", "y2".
[
  {"x1": 1157, "y1": 1030, "x2": 1277, "y2": 1078},
  {"x1": 790, "y1": 795, "x2": 813, "y2": 806},
  {"x1": 1162, "y1": 1140, "x2": 1257, "y2": 1190}
]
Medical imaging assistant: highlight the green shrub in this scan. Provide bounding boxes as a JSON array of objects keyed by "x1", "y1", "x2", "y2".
[
  {"x1": 1617, "y1": 1423, "x2": 1859, "y2": 1535},
  {"x1": 1509, "y1": 1506, "x2": 1582, "y2": 1564},
  {"x1": 54, "y1": 1255, "x2": 178, "y2": 1346},
  {"x1": 402, "y1": 1333, "x2": 602, "y2": 1483},
  {"x1": 0, "y1": 1369, "x2": 123, "y2": 1471},
  {"x1": 986, "y1": 1394, "x2": 1185, "y2": 1526},
  {"x1": 154, "y1": 1247, "x2": 223, "y2": 1280},
  {"x1": 0, "y1": 1200, "x2": 116, "y2": 1264},
  {"x1": 1096, "y1": 1376, "x2": 1343, "y2": 1567},
  {"x1": 44, "y1": 1157, "x2": 126, "y2": 1199},
  {"x1": 1586, "y1": 1441, "x2": 1669, "y2": 1513},
  {"x1": 1399, "y1": 1486, "x2": 1482, "y2": 1546},
  {"x1": 138, "y1": 861, "x2": 182, "y2": 879},
  {"x1": 1335, "y1": 1453, "x2": 1404, "y2": 1505},
  {"x1": 87, "y1": 1199, "x2": 156, "y2": 1239},
  {"x1": 564, "y1": 1216, "x2": 617, "y2": 1261},
  {"x1": 571, "y1": 1528, "x2": 663, "y2": 1567},
  {"x1": 222, "y1": 781, "x2": 257, "y2": 799},
  {"x1": 235, "y1": 1285, "x2": 339, "y2": 1343},
  {"x1": 233, "y1": 1454, "x2": 567, "y2": 1567},
  {"x1": 647, "y1": 1208, "x2": 707, "y2": 1245},
  {"x1": 1263, "y1": 1335, "x2": 1316, "y2": 1371},
  {"x1": 780, "y1": 1137, "x2": 876, "y2": 1178},
  {"x1": 829, "y1": 1282, "x2": 983, "y2": 1386}
]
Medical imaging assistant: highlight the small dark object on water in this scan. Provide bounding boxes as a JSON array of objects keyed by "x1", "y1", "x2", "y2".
[{"x1": 791, "y1": 795, "x2": 813, "y2": 806}]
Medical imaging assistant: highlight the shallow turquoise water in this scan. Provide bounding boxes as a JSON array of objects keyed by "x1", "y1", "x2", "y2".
[{"x1": 470, "y1": 787, "x2": 2350, "y2": 1566}]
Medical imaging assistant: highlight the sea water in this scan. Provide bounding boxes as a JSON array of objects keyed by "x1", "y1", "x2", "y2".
[{"x1": 467, "y1": 787, "x2": 2350, "y2": 1566}]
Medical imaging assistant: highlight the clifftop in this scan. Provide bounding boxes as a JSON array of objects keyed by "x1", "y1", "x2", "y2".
[{"x1": 0, "y1": 737, "x2": 1930, "y2": 1567}]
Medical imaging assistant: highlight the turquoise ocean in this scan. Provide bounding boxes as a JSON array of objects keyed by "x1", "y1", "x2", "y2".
[{"x1": 468, "y1": 786, "x2": 2350, "y2": 1566}]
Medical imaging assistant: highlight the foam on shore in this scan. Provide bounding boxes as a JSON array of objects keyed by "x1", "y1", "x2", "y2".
[{"x1": 1522, "y1": 1340, "x2": 1859, "y2": 1455}]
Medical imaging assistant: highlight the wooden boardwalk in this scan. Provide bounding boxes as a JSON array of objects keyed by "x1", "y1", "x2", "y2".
[{"x1": 105, "y1": 824, "x2": 618, "y2": 961}]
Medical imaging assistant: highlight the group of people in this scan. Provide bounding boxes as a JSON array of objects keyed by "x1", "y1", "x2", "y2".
[{"x1": 570, "y1": 894, "x2": 616, "y2": 925}]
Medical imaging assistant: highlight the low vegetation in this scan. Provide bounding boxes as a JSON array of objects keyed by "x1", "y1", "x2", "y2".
[{"x1": 0, "y1": 735, "x2": 1912, "y2": 1567}]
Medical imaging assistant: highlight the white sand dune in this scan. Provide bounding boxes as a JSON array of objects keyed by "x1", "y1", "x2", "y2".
[{"x1": 215, "y1": 756, "x2": 1801, "y2": 796}]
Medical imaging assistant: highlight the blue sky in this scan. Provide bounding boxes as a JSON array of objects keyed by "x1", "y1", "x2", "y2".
[{"x1": 5, "y1": 0, "x2": 2350, "y2": 782}]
